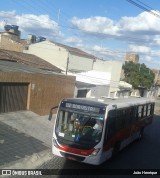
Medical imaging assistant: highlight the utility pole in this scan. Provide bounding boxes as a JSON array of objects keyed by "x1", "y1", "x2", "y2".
[{"x1": 66, "y1": 52, "x2": 69, "y2": 75}]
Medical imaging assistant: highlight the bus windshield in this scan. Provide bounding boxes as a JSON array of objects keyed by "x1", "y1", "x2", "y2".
[{"x1": 55, "y1": 110, "x2": 104, "y2": 147}]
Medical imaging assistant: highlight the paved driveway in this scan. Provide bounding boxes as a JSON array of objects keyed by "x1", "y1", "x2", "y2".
[{"x1": 0, "y1": 111, "x2": 55, "y2": 169}]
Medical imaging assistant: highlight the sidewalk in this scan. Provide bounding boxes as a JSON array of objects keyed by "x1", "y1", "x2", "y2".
[{"x1": 0, "y1": 111, "x2": 56, "y2": 169}]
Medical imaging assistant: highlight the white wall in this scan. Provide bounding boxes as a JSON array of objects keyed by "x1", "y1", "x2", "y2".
[
  {"x1": 93, "y1": 59, "x2": 122, "y2": 96},
  {"x1": 93, "y1": 59, "x2": 112, "y2": 73},
  {"x1": 24, "y1": 41, "x2": 68, "y2": 70},
  {"x1": 69, "y1": 53, "x2": 94, "y2": 72},
  {"x1": 109, "y1": 61, "x2": 122, "y2": 93},
  {"x1": 24, "y1": 41, "x2": 94, "y2": 72},
  {"x1": 89, "y1": 85, "x2": 110, "y2": 98}
]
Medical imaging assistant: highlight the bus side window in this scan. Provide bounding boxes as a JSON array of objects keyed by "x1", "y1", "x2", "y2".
[
  {"x1": 151, "y1": 103, "x2": 155, "y2": 115},
  {"x1": 138, "y1": 105, "x2": 143, "y2": 120},
  {"x1": 124, "y1": 108, "x2": 132, "y2": 126},
  {"x1": 143, "y1": 105, "x2": 147, "y2": 118},
  {"x1": 107, "y1": 110, "x2": 116, "y2": 139},
  {"x1": 130, "y1": 107, "x2": 136, "y2": 123},
  {"x1": 131, "y1": 106, "x2": 137, "y2": 123},
  {"x1": 147, "y1": 104, "x2": 151, "y2": 116},
  {"x1": 116, "y1": 109, "x2": 123, "y2": 131}
]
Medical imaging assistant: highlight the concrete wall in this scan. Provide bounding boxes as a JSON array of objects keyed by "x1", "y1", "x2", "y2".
[
  {"x1": 68, "y1": 53, "x2": 94, "y2": 72},
  {"x1": 109, "y1": 61, "x2": 122, "y2": 94},
  {"x1": 89, "y1": 85, "x2": 110, "y2": 98},
  {"x1": 0, "y1": 35, "x2": 24, "y2": 52},
  {"x1": 93, "y1": 59, "x2": 112, "y2": 73},
  {"x1": 0, "y1": 72, "x2": 75, "y2": 115},
  {"x1": 93, "y1": 59, "x2": 122, "y2": 96}
]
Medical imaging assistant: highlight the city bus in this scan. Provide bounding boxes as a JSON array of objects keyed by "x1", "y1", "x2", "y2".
[{"x1": 49, "y1": 97, "x2": 155, "y2": 165}]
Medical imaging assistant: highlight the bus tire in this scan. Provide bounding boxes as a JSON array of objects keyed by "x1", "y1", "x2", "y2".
[{"x1": 112, "y1": 141, "x2": 121, "y2": 157}]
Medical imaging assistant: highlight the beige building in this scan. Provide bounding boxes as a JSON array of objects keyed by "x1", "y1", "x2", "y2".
[
  {"x1": 126, "y1": 53, "x2": 139, "y2": 63},
  {"x1": 24, "y1": 40, "x2": 96, "y2": 73},
  {"x1": 0, "y1": 25, "x2": 26, "y2": 52},
  {"x1": 0, "y1": 32, "x2": 25, "y2": 52}
]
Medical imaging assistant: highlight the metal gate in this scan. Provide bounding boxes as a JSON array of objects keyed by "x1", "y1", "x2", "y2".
[{"x1": 0, "y1": 83, "x2": 28, "y2": 113}]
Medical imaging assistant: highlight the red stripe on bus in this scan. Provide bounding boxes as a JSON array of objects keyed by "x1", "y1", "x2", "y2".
[
  {"x1": 103, "y1": 117, "x2": 153, "y2": 151},
  {"x1": 55, "y1": 144, "x2": 94, "y2": 156}
]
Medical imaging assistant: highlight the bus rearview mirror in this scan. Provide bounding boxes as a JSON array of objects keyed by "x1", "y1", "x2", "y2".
[{"x1": 48, "y1": 106, "x2": 58, "y2": 121}]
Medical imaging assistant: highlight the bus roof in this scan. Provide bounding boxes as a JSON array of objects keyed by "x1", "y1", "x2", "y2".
[{"x1": 62, "y1": 97, "x2": 154, "y2": 108}]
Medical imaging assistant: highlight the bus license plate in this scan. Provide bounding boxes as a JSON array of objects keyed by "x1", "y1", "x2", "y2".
[{"x1": 67, "y1": 156, "x2": 77, "y2": 161}]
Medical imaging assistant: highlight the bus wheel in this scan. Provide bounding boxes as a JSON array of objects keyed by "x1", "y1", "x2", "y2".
[{"x1": 112, "y1": 141, "x2": 121, "y2": 157}]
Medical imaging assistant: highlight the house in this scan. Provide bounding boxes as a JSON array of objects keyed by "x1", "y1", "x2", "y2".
[
  {"x1": 24, "y1": 40, "x2": 96, "y2": 73},
  {"x1": 24, "y1": 40, "x2": 123, "y2": 98},
  {"x1": 0, "y1": 50, "x2": 75, "y2": 115},
  {"x1": 93, "y1": 59, "x2": 122, "y2": 97},
  {"x1": 0, "y1": 49, "x2": 61, "y2": 73},
  {"x1": 117, "y1": 81, "x2": 132, "y2": 98},
  {"x1": 68, "y1": 70, "x2": 111, "y2": 98},
  {"x1": 152, "y1": 69, "x2": 160, "y2": 98},
  {"x1": 0, "y1": 25, "x2": 26, "y2": 52}
]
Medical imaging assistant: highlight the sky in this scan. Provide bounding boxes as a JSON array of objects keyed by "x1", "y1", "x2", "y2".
[{"x1": 0, "y1": 0, "x2": 160, "y2": 69}]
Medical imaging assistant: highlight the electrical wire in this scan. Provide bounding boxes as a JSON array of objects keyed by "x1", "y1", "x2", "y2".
[
  {"x1": 2, "y1": 0, "x2": 159, "y2": 65},
  {"x1": 6, "y1": 0, "x2": 156, "y2": 45},
  {"x1": 126, "y1": 0, "x2": 160, "y2": 18}
]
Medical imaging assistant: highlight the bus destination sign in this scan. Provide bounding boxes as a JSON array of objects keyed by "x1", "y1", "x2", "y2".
[{"x1": 65, "y1": 103, "x2": 100, "y2": 113}]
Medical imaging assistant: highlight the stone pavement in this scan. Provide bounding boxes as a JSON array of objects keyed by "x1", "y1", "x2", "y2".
[{"x1": 0, "y1": 111, "x2": 56, "y2": 169}]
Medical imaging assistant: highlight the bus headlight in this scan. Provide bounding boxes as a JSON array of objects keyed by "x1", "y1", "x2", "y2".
[{"x1": 90, "y1": 148, "x2": 100, "y2": 156}]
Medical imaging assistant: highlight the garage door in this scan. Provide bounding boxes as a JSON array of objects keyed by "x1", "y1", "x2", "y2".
[{"x1": 0, "y1": 83, "x2": 28, "y2": 113}]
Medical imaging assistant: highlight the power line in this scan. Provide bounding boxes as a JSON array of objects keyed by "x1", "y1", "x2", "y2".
[
  {"x1": 2, "y1": 1, "x2": 159, "y2": 60},
  {"x1": 126, "y1": 0, "x2": 160, "y2": 18},
  {"x1": 135, "y1": 0, "x2": 153, "y2": 10},
  {"x1": 9, "y1": 0, "x2": 156, "y2": 45}
]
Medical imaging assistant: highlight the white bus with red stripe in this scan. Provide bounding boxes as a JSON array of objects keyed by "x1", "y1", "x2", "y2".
[{"x1": 50, "y1": 97, "x2": 154, "y2": 165}]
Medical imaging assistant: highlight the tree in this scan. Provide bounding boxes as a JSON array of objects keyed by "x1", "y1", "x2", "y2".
[{"x1": 122, "y1": 61, "x2": 155, "y2": 89}]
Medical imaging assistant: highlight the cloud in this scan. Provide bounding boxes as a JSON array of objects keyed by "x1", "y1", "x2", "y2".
[
  {"x1": 128, "y1": 45, "x2": 151, "y2": 53},
  {"x1": 70, "y1": 11, "x2": 160, "y2": 45},
  {"x1": 84, "y1": 45, "x2": 125, "y2": 61},
  {"x1": 0, "y1": 11, "x2": 62, "y2": 39},
  {"x1": 71, "y1": 16, "x2": 119, "y2": 36},
  {"x1": 119, "y1": 10, "x2": 160, "y2": 33},
  {"x1": 64, "y1": 36, "x2": 83, "y2": 47},
  {"x1": 143, "y1": 56, "x2": 152, "y2": 62}
]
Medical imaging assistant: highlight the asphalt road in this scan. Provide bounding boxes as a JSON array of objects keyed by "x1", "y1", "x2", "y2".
[{"x1": 35, "y1": 114, "x2": 160, "y2": 178}]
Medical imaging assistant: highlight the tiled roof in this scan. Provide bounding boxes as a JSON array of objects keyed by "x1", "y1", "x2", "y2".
[
  {"x1": 50, "y1": 41, "x2": 96, "y2": 59},
  {"x1": 0, "y1": 49, "x2": 61, "y2": 73},
  {"x1": 0, "y1": 60, "x2": 63, "y2": 75}
]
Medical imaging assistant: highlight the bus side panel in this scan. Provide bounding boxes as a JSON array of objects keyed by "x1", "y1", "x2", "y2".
[{"x1": 103, "y1": 103, "x2": 154, "y2": 157}]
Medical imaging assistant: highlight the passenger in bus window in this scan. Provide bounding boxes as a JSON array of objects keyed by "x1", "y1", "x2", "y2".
[
  {"x1": 93, "y1": 119, "x2": 103, "y2": 130},
  {"x1": 93, "y1": 119, "x2": 103, "y2": 142}
]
